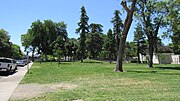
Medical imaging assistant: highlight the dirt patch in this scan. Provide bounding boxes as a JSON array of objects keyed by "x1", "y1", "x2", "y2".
[{"x1": 10, "y1": 83, "x2": 77, "y2": 100}]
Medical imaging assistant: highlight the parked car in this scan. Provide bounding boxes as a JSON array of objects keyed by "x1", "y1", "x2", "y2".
[
  {"x1": 16, "y1": 60, "x2": 26, "y2": 66},
  {"x1": 0, "y1": 57, "x2": 17, "y2": 74}
]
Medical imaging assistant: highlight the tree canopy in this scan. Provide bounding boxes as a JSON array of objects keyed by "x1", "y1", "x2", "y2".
[
  {"x1": 0, "y1": 29, "x2": 23, "y2": 59},
  {"x1": 21, "y1": 20, "x2": 68, "y2": 61}
]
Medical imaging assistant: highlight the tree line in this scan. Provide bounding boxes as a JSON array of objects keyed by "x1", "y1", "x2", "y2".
[
  {"x1": 1, "y1": 0, "x2": 179, "y2": 72},
  {"x1": 21, "y1": 0, "x2": 179, "y2": 70}
]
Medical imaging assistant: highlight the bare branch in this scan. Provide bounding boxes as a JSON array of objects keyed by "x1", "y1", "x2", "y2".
[
  {"x1": 121, "y1": 0, "x2": 130, "y2": 13},
  {"x1": 154, "y1": 16, "x2": 163, "y2": 37}
]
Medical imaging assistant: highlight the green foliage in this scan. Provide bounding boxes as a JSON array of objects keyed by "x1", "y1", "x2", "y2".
[
  {"x1": 0, "y1": 29, "x2": 10, "y2": 46},
  {"x1": 104, "y1": 29, "x2": 116, "y2": 62},
  {"x1": 22, "y1": 20, "x2": 68, "y2": 61},
  {"x1": 163, "y1": 0, "x2": 180, "y2": 54},
  {"x1": 86, "y1": 32, "x2": 104, "y2": 59},
  {"x1": 65, "y1": 38, "x2": 78, "y2": 61},
  {"x1": 135, "y1": 0, "x2": 168, "y2": 36},
  {"x1": 111, "y1": 10, "x2": 123, "y2": 47},
  {"x1": 133, "y1": 23, "x2": 144, "y2": 42},
  {"x1": 125, "y1": 41, "x2": 137, "y2": 58},
  {"x1": 133, "y1": 23, "x2": 147, "y2": 56},
  {"x1": 21, "y1": 62, "x2": 180, "y2": 100},
  {"x1": 76, "y1": 6, "x2": 89, "y2": 62},
  {"x1": 0, "y1": 29, "x2": 12, "y2": 57},
  {"x1": 21, "y1": 30, "x2": 34, "y2": 52},
  {"x1": 11, "y1": 44, "x2": 23, "y2": 59},
  {"x1": 89, "y1": 23, "x2": 103, "y2": 33},
  {"x1": 111, "y1": 10, "x2": 123, "y2": 36},
  {"x1": 0, "y1": 29, "x2": 23, "y2": 59},
  {"x1": 51, "y1": 36, "x2": 65, "y2": 63},
  {"x1": 85, "y1": 23, "x2": 104, "y2": 59}
]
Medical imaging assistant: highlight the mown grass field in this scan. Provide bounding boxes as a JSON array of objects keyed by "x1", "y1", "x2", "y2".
[{"x1": 20, "y1": 60, "x2": 180, "y2": 101}]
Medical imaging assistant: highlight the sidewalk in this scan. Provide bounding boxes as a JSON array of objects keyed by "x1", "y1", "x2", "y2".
[{"x1": 0, "y1": 62, "x2": 33, "y2": 101}]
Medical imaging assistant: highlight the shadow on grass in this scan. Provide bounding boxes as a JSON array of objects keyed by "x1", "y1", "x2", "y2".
[
  {"x1": 37, "y1": 61, "x2": 73, "y2": 65},
  {"x1": 156, "y1": 66, "x2": 180, "y2": 70},
  {"x1": 83, "y1": 61, "x2": 103, "y2": 64},
  {"x1": 127, "y1": 70, "x2": 157, "y2": 74},
  {"x1": 127, "y1": 70, "x2": 180, "y2": 75},
  {"x1": 82, "y1": 60, "x2": 104, "y2": 64}
]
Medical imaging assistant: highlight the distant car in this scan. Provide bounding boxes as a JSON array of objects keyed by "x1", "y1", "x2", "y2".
[
  {"x1": 16, "y1": 60, "x2": 26, "y2": 66},
  {"x1": 0, "y1": 57, "x2": 17, "y2": 74}
]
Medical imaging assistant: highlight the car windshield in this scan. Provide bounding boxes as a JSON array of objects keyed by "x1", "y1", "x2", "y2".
[{"x1": 0, "y1": 59, "x2": 12, "y2": 63}]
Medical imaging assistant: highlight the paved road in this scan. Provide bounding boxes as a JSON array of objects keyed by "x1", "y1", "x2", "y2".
[{"x1": 0, "y1": 63, "x2": 33, "y2": 101}]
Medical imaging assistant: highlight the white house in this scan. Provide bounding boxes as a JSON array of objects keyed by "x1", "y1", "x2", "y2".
[{"x1": 140, "y1": 53, "x2": 180, "y2": 64}]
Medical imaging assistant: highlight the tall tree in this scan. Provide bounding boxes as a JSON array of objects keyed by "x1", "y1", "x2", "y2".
[
  {"x1": 43, "y1": 20, "x2": 57, "y2": 56},
  {"x1": 86, "y1": 23, "x2": 103, "y2": 59},
  {"x1": 52, "y1": 36, "x2": 64, "y2": 65},
  {"x1": 115, "y1": 0, "x2": 137, "y2": 72},
  {"x1": 111, "y1": 10, "x2": 123, "y2": 50},
  {"x1": 30, "y1": 20, "x2": 44, "y2": 55},
  {"x1": 104, "y1": 29, "x2": 116, "y2": 63},
  {"x1": 50, "y1": 22, "x2": 67, "y2": 64},
  {"x1": 55, "y1": 21, "x2": 68, "y2": 59},
  {"x1": 21, "y1": 29, "x2": 36, "y2": 61},
  {"x1": 135, "y1": 0, "x2": 168, "y2": 67},
  {"x1": 133, "y1": 23, "x2": 146, "y2": 63},
  {"x1": 22, "y1": 20, "x2": 68, "y2": 62},
  {"x1": 76, "y1": 6, "x2": 89, "y2": 62}
]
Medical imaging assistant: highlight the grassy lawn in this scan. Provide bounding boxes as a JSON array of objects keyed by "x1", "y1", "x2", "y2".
[{"x1": 20, "y1": 60, "x2": 180, "y2": 101}]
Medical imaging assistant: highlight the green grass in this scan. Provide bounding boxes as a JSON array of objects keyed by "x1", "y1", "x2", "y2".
[{"x1": 20, "y1": 60, "x2": 180, "y2": 101}]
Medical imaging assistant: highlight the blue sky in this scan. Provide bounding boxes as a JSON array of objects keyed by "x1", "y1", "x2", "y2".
[{"x1": 0, "y1": 0, "x2": 170, "y2": 51}]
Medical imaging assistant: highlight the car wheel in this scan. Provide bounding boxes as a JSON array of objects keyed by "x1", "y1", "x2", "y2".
[
  {"x1": 6, "y1": 69, "x2": 11, "y2": 75},
  {"x1": 13, "y1": 67, "x2": 16, "y2": 73},
  {"x1": 15, "y1": 66, "x2": 17, "y2": 70}
]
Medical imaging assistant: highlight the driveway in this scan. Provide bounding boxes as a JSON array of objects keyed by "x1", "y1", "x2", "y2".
[{"x1": 0, "y1": 63, "x2": 33, "y2": 101}]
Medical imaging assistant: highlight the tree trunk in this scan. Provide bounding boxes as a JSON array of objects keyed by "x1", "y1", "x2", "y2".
[
  {"x1": 65, "y1": 55, "x2": 67, "y2": 61},
  {"x1": 81, "y1": 58, "x2": 83, "y2": 62},
  {"x1": 58, "y1": 54, "x2": 60, "y2": 67},
  {"x1": 32, "y1": 51, "x2": 34, "y2": 62},
  {"x1": 51, "y1": 55, "x2": 53, "y2": 66},
  {"x1": 80, "y1": 50, "x2": 84, "y2": 62},
  {"x1": 68, "y1": 56, "x2": 70, "y2": 61},
  {"x1": 115, "y1": 0, "x2": 137, "y2": 72},
  {"x1": 32, "y1": 47, "x2": 35, "y2": 62},
  {"x1": 148, "y1": 38, "x2": 154, "y2": 68},
  {"x1": 115, "y1": 37, "x2": 126, "y2": 72},
  {"x1": 45, "y1": 54, "x2": 48, "y2": 62},
  {"x1": 109, "y1": 54, "x2": 112, "y2": 63},
  {"x1": 80, "y1": 54, "x2": 83, "y2": 62},
  {"x1": 137, "y1": 42, "x2": 140, "y2": 64}
]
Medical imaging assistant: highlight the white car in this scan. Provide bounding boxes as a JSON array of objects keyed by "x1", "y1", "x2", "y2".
[
  {"x1": 0, "y1": 57, "x2": 17, "y2": 74},
  {"x1": 16, "y1": 60, "x2": 26, "y2": 66}
]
